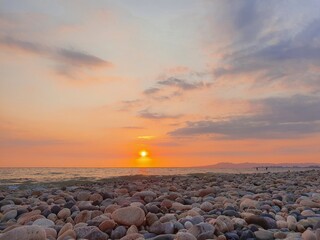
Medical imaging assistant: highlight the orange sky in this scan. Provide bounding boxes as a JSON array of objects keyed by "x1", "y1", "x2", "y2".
[{"x1": 1, "y1": 1, "x2": 320, "y2": 167}]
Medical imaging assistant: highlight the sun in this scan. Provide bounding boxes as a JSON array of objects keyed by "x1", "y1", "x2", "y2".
[{"x1": 139, "y1": 150, "x2": 148, "y2": 157}]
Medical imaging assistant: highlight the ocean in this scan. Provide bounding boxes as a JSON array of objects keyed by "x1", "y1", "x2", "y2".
[{"x1": 0, "y1": 167, "x2": 314, "y2": 188}]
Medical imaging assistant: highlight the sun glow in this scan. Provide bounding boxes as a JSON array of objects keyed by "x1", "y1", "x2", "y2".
[{"x1": 139, "y1": 150, "x2": 148, "y2": 157}]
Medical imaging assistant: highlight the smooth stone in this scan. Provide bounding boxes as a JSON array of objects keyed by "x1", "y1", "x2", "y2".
[
  {"x1": 17, "y1": 210, "x2": 43, "y2": 224},
  {"x1": 302, "y1": 210, "x2": 316, "y2": 216},
  {"x1": 240, "y1": 230, "x2": 254, "y2": 240},
  {"x1": 198, "y1": 188, "x2": 216, "y2": 197},
  {"x1": 150, "y1": 234, "x2": 175, "y2": 240},
  {"x1": 225, "y1": 232, "x2": 240, "y2": 240},
  {"x1": 315, "y1": 229, "x2": 320, "y2": 240},
  {"x1": 58, "y1": 222, "x2": 73, "y2": 237},
  {"x1": 187, "y1": 222, "x2": 215, "y2": 238},
  {"x1": 245, "y1": 215, "x2": 277, "y2": 229},
  {"x1": 171, "y1": 202, "x2": 192, "y2": 211},
  {"x1": 33, "y1": 218, "x2": 55, "y2": 228},
  {"x1": 175, "y1": 232, "x2": 197, "y2": 240},
  {"x1": 273, "y1": 231, "x2": 287, "y2": 239},
  {"x1": 98, "y1": 219, "x2": 116, "y2": 232},
  {"x1": 200, "y1": 202, "x2": 214, "y2": 212},
  {"x1": 184, "y1": 221, "x2": 193, "y2": 229},
  {"x1": 300, "y1": 200, "x2": 320, "y2": 208},
  {"x1": 85, "y1": 228, "x2": 109, "y2": 240},
  {"x1": 1, "y1": 209, "x2": 17, "y2": 221},
  {"x1": 254, "y1": 230, "x2": 274, "y2": 240},
  {"x1": 302, "y1": 229, "x2": 316, "y2": 240},
  {"x1": 212, "y1": 216, "x2": 234, "y2": 233},
  {"x1": 0, "y1": 225, "x2": 46, "y2": 240},
  {"x1": 146, "y1": 212, "x2": 158, "y2": 226},
  {"x1": 89, "y1": 193, "x2": 103, "y2": 203},
  {"x1": 223, "y1": 210, "x2": 240, "y2": 217},
  {"x1": 126, "y1": 225, "x2": 139, "y2": 235},
  {"x1": 277, "y1": 220, "x2": 288, "y2": 229},
  {"x1": 48, "y1": 213, "x2": 58, "y2": 223},
  {"x1": 240, "y1": 199, "x2": 259, "y2": 210},
  {"x1": 111, "y1": 226, "x2": 127, "y2": 239},
  {"x1": 74, "y1": 210, "x2": 91, "y2": 224},
  {"x1": 57, "y1": 208, "x2": 71, "y2": 220},
  {"x1": 150, "y1": 221, "x2": 165, "y2": 234},
  {"x1": 45, "y1": 228, "x2": 57, "y2": 239},
  {"x1": 217, "y1": 235, "x2": 227, "y2": 240},
  {"x1": 111, "y1": 206, "x2": 145, "y2": 226},
  {"x1": 57, "y1": 229, "x2": 76, "y2": 240},
  {"x1": 75, "y1": 226, "x2": 108, "y2": 239},
  {"x1": 77, "y1": 191, "x2": 91, "y2": 201},
  {"x1": 51, "y1": 205, "x2": 61, "y2": 215},
  {"x1": 163, "y1": 222, "x2": 175, "y2": 234},
  {"x1": 174, "y1": 221, "x2": 184, "y2": 231},
  {"x1": 120, "y1": 233, "x2": 144, "y2": 240},
  {"x1": 159, "y1": 214, "x2": 176, "y2": 223},
  {"x1": 232, "y1": 218, "x2": 247, "y2": 228},
  {"x1": 161, "y1": 199, "x2": 173, "y2": 209},
  {"x1": 287, "y1": 215, "x2": 297, "y2": 231},
  {"x1": 133, "y1": 191, "x2": 157, "y2": 198}
]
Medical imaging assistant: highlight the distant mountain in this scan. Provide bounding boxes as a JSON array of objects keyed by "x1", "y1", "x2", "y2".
[{"x1": 197, "y1": 162, "x2": 320, "y2": 169}]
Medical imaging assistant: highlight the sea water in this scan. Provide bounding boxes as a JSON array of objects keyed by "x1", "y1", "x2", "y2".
[{"x1": 0, "y1": 167, "x2": 313, "y2": 188}]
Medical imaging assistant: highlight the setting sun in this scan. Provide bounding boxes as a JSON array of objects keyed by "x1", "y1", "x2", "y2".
[{"x1": 139, "y1": 150, "x2": 148, "y2": 157}]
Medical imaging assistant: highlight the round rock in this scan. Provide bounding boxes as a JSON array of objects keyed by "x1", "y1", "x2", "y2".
[{"x1": 111, "y1": 206, "x2": 145, "y2": 226}]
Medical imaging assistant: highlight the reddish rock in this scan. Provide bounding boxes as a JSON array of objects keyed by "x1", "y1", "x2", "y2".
[{"x1": 111, "y1": 206, "x2": 145, "y2": 226}]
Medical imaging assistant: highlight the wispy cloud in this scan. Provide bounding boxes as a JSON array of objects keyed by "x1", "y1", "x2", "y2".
[
  {"x1": 138, "y1": 109, "x2": 181, "y2": 120},
  {"x1": 0, "y1": 136, "x2": 74, "y2": 147},
  {"x1": 157, "y1": 77, "x2": 208, "y2": 90},
  {"x1": 137, "y1": 135, "x2": 155, "y2": 140},
  {"x1": 170, "y1": 95, "x2": 320, "y2": 139},
  {"x1": 0, "y1": 36, "x2": 112, "y2": 79},
  {"x1": 204, "y1": 1, "x2": 320, "y2": 92},
  {"x1": 121, "y1": 126, "x2": 145, "y2": 130},
  {"x1": 143, "y1": 87, "x2": 161, "y2": 95}
]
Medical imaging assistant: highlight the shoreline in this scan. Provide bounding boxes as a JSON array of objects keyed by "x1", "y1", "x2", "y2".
[
  {"x1": 0, "y1": 167, "x2": 315, "y2": 190},
  {"x1": 1, "y1": 170, "x2": 320, "y2": 239}
]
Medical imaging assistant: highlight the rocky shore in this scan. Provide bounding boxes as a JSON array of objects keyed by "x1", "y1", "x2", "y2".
[{"x1": 0, "y1": 170, "x2": 320, "y2": 240}]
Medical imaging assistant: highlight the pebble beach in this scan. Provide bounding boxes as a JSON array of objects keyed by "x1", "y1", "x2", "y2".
[{"x1": 0, "y1": 170, "x2": 320, "y2": 240}]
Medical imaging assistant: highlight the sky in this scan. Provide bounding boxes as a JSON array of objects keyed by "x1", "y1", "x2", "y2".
[{"x1": 1, "y1": 0, "x2": 320, "y2": 167}]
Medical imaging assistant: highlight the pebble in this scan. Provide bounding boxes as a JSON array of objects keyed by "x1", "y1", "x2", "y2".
[
  {"x1": 98, "y1": 219, "x2": 116, "y2": 232},
  {"x1": 0, "y1": 170, "x2": 319, "y2": 240},
  {"x1": 57, "y1": 208, "x2": 71, "y2": 220},
  {"x1": 111, "y1": 206, "x2": 145, "y2": 226},
  {"x1": 0, "y1": 225, "x2": 46, "y2": 240},
  {"x1": 254, "y1": 229, "x2": 274, "y2": 240},
  {"x1": 301, "y1": 229, "x2": 316, "y2": 240},
  {"x1": 57, "y1": 229, "x2": 76, "y2": 240},
  {"x1": 245, "y1": 215, "x2": 277, "y2": 229},
  {"x1": 1, "y1": 209, "x2": 17, "y2": 221}
]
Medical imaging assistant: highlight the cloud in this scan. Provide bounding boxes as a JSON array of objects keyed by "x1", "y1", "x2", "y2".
[
  {"x1": 138, "y1": 109, "x2": 181, "y2": 120},
  {"x1": 143, "y1": 87, "x2": 161, "y2": 95},
  {"x1": 157, "y1": 77, "x2": 207, "y2": 90},
  {"x1": 119, "y1": 99, "x2": 142, "y2": 111},
  {"x1": 0, "y1": 36, "x2": 112, "y2": 78},
  {"x1": 201, "y1": 1, "x2": 320, "y2": 92},
  {"x1": 56, "y1": 48, "x2": 108, "y2": 67},
  {"x1": 0, "y1": 36, "x2": 47, "y2": 54},
  {"x1": 121, "y1": 126, "x2": 145, "y2": 129},
  {"x1": 169, "y1": 95, "x2": 320, "y2": 139},
  {"x1": 137, "y1": 135, "x2": 155, "y2": 140},
  {"x1": 0, "y1": 137, "x2": 72, "y2": 147}
]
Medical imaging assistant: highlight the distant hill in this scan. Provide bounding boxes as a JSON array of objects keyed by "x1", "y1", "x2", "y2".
[{"x1": 197, "y1": 162, "x2": 320, "y2": 169}]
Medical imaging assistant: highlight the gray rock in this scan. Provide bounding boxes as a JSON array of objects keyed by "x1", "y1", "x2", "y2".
[{"x1": 254, "y1": 230, "x2": 274, "y2": 240}]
